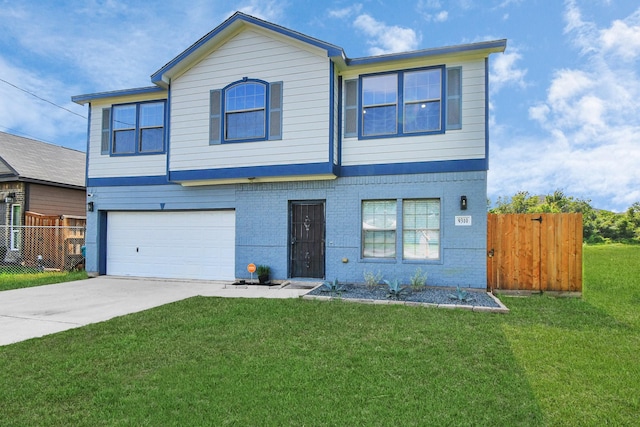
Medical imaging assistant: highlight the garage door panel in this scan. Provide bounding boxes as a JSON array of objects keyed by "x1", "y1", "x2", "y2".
[{"x1": 107, "y1": 211, "x2": 235, "y2": 280}]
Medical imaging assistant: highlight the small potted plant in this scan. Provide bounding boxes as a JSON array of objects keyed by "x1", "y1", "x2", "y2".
[{"x1": 257, "y1": 265, "x2": 271, "y2": 284}]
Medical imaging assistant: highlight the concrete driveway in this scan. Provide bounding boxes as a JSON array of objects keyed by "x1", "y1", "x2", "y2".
[{"x1": 0, "y1": 276, "x2": 312, "y2": 346}]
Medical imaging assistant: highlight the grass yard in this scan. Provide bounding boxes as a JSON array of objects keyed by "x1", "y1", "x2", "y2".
[
  {"x1": 0, "y1": 245, "x2": 638, "y2": 426},
  {"x1": 0, "y1": 270, "x2": 88, "y2": 291}
]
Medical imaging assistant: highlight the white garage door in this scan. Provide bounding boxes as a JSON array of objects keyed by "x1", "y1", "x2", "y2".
[{"x1": 107, "y1": 210, "x2": 235, "y2": 280}]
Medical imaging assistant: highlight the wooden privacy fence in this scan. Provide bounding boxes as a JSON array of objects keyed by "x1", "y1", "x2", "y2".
[
  {"x1": 487, "y1": 213, "x2": 583, "y2": 293},
  {"x1": 22, "y1": 212, "x2": 86, "y2": 271}
]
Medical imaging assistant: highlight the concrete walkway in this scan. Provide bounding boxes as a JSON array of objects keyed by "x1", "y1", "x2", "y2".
[{"x1": 0, "y1": 276, "x2": 314, "y2": 346}]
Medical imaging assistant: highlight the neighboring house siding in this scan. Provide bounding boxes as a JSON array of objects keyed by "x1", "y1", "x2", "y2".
[
  {"x1": 27, "y1": 184, "x2": 86, "y2": 217},
  {"x1": 87, "y1": 94, "x2": 168, "y2": 180},
  {"x1": 340, "y1": 57, "x2": 487, "y2": 167},
  {"x1": 169, "y1": 28, "x2": 331, "y2": 172}
]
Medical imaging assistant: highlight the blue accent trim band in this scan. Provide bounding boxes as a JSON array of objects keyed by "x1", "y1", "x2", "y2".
[
  {"x1": 72, "y1": 86, "x2": 166, "y2": 105},
  {"x1": 340, "y1": 159, "x2": 487, "y2": 177},
  {"x1": 347, "y1": 39, "x2": 507, "y2": 66},
  {"x1": 98, "y1": 211, "x2": 107, "y2": 275},
  {"x1": 87, "y1": 159, "x2": 485, "y2": 187},
  {"x1": 337, "y1": 75, "x2": 343, "y2": 167},
  {"x1": 169, "y1": 162, "x2": 335, "y2": 182},
  {"x1": 88, "y1": 175, "x2": 170, "y2": 187},
  {"x1": 166, "y1": 85, "x2": 172, "y2": 176},
  {"x1": 328, "y1": 63, "x2": 335, "y2": 167},
  {"x1": 151, "y1": 12, "x2": 344, "y2": 85}
]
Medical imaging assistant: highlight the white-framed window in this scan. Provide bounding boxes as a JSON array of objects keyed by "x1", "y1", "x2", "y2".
[
  {"x1": 361, "y1": 198, "x2": 441, "y2": 260},
  {"x1": 111, "y1": 101, "x2": 165, "y2": 155},
  {"x1": 403, "y1": 199, "x2": 440, "y2": 260},
  {"x1": 362, "y1": 200, "x2": 397, "y2": 258},
  {"x1": 210, "y1": 79, "x2": 283, "y2": 144},
  {"x1": 10, "y1": 204, "x2": 21, "y2": 251}
]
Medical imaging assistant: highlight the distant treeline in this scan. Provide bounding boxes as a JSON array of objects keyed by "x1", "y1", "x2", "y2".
[{"x1": 489, "y1": 190, "x2": 640, "y2": 244}]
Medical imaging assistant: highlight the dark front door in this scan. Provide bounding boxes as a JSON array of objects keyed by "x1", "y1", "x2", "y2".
[{"x1": 290, "y1": 202, "x2": 325, "y2": 278}]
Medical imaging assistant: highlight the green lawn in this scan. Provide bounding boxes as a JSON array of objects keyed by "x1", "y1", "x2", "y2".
[
  {"x1": 0, "y1": 270, "x2": 88, "y2": 291},
  {"x1": 0, "y1": 245, "x2": 638, "y2": 426}
]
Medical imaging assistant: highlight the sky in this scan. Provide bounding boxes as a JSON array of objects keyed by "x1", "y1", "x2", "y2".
[{"x1": 0, "y1": 0, "x2": 639, "y2": 212}]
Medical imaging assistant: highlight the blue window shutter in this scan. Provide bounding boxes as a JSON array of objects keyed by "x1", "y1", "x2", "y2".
[
  {"x1": 210, "y1": 89, "x2": 222, "y2": 144},
  {"x1": 344, "y1": 80, "x2": 357, "y2": 137},
  {"x1": 446, "y1": 67, "x2": 462, "y2": 130},
  {"x1": 101, "y1": 108, "x2": 110, "y2": 154},
  {"x1": 268, "y1": 81, "x2": 282, "y2": 140}
]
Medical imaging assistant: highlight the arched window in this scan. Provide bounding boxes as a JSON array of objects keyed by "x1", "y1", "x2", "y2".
[
  {"x1": 225, "y1": 81, "x2": 266, "y2": 140},
  {"x1": 209, "y1": 79, "x2": 282, "y2": 144}
]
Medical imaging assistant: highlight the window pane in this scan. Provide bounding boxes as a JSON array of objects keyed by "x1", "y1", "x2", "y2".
[
  {"x1": 113, "y1": 130, "x2": 135, "y2": 153},
  {"x1": 404, "y1": 101, "x2": 441, "y2": 133},
  {"x1": 362, "y1": 200, "x2": 396, "y2": 258},
  {"x1": 113, "y1": 105, "x2": 136, "y2": 130},
  {"x1": 226, "y1": 83, "x2": 265, "y2": 111},
  {"x1": 363, "y1": 105, "x2": 397, "y2": 135},
  {"x1": 140, "y1": 128, "x2": 164, "y2": 152},
  {"x1": 363, "y1": 74, "x2": 397, "y2": 106},
  {"x1": 139, "y1": 102, "x2": 164, "y2": 127},
  {"x1": 403, "y1": 199, "x2": 440, "y2": 260},
  {"x1": 404, "y1": 69, "x2": 441, "y2": 102},
  {"x1": 226, "y1": 110, "x2": 265, "y2": 139}
]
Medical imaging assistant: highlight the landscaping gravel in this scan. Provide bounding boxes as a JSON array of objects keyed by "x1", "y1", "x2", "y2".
[{"x1": 306, "y1": 283, "x2": 502, "y2": 308}]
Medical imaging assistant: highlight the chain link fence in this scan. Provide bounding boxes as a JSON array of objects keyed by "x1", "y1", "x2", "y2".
[{"x1": 0, "y1": 225, "x2": 85, "y2": 274}]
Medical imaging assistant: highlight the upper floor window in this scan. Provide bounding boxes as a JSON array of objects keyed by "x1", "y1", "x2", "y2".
[
  {"x1": 210, "y1": 78, "x2": 282, "y2": 144},
  {"x1": 225, "y1": 82, "x2": 266, "y2": 140},
  {"x1": 346, "y1": 66, "x2": 461, "y2": 139},
  {"x1": 361, "y1": 67, "x2": 443, "y2": 138},
  {"x1": 110, "y1": 101, "x2": 165, "y2": 155}
]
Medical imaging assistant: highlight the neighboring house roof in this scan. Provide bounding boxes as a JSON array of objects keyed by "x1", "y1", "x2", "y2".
[
  {"x1": 72, "y1": 11, "x2": 507, "y2": 104},
  {"x1": 0, "y1": 131, "x2": 85, "y2": 189}
]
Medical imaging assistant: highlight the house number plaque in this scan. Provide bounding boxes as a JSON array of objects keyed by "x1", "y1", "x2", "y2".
[{"x1": 455, "y1": 216, "x2": 472, "y2": 226}]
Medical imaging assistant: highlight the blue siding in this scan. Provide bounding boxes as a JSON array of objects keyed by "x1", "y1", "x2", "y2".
[{"x1": 86, "y1": 172, "x2": 487, "y2": 288}]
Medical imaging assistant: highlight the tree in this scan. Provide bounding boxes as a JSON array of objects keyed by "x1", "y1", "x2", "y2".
[
  {"x1": 489, "y1": 190, "x2": 640, "y2": 243},
  {"x1": 491, "y1": 191, "x2": 540, "y2": 213}
]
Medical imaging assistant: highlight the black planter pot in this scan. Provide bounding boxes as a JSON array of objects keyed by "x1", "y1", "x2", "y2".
[{"x1": 258, "y1": 274, "x2": 270, "y2": 284}]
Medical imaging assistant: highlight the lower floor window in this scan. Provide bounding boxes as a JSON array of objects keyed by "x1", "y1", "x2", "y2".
[
  {"x1": 362, "y1": 200, "x2": 396, "y2": 258},
  {"x1": 362, "y1": 198, "x2": 440, "y2": 260},
  {"x1": 403, "y1": 199, "x2": 440, "y2": 260}
]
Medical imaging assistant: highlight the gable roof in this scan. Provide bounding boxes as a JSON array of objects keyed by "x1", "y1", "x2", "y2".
[
  {"x1": 0, "y1": 131, "x2": 85, "y2": 189},
  {"x1": 73, "y1": 11, "x2": 506, "y2": 103},
  {"x1": 151, "y1": 11, "x2": 346, "y2": 88}
]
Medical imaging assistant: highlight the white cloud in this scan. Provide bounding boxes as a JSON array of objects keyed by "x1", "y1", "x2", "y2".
[
  {"x1": 353, "y1": 14, "x2": 420, "y2": 55},
  {"x1": 236, "y1": 0, "x2": 284, "y2": 22},
  {"x1": 328, "y1": 4, "x2": 362, "y2": 19},
  {"x1": 490, "y1": 3, "x2": 640, "y2": 211},
  {"x1": 489, "y1": 49, "x2": 527, "y2": 92},
  {"x1": 599, "y1": 10, "x2": 640, "y2": 61},
  {"x1": 417, "y1": 0, "x2": 448, "y2": 22}
]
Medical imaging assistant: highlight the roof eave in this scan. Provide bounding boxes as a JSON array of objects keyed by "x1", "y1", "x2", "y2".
[
  {"x1": 345, "y1": 39, "x2": 507, "y2": 67},
  {"x1": 72, "y1": 86, "x2": 166, "y2": 105}
]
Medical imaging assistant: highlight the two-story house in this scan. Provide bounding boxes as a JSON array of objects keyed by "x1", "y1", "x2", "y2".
[{"x1": 72, "y1": 12, "x2": 506, "y2": 288}]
